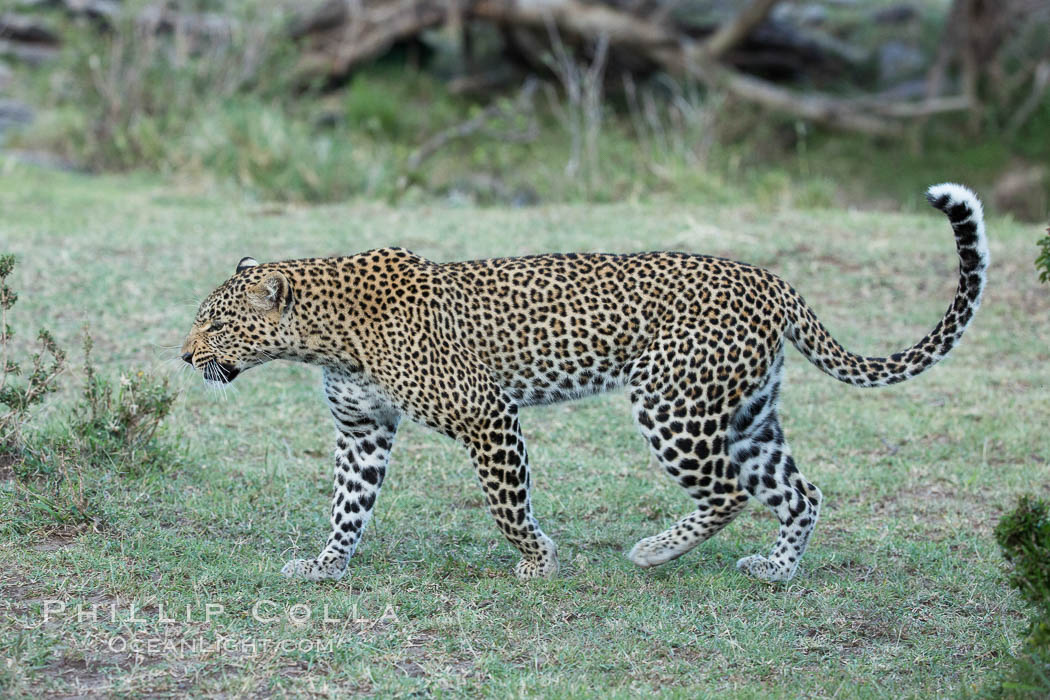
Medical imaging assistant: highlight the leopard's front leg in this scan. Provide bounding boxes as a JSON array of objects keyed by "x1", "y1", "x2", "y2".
[
  {"x1": 356, "y1": 340, "x2": 558, "y2": 581},
  {"x1": 282, "y1": 368, "x2": 399, "y2": 582},
  {"x1": 463, "y1": 408, "x2": 559, "y2": 580}
]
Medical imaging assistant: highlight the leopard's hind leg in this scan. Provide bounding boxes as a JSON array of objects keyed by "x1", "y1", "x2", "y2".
[
  {"x1": 730, "y1": 352, "x2": 822, "y2": 582},
  {"x1": 626, "y1": 387, "x2": 750, "y2": 569}
]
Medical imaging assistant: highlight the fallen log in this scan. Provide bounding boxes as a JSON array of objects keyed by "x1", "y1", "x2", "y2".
[
  {"x1": 291, "y1": 0, "x2": 448, "y2": 85},
  {"x1": 287, "y1": 0, "x2": 974, "y2": 136}
]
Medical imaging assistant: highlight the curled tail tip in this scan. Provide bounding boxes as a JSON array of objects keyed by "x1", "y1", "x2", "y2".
[
  {"x1": 926, "y1": 182, "x2": 985, "y2": 222},
  {"x1": 926, "y1": 181, "x2": 989, "y2": 267}
]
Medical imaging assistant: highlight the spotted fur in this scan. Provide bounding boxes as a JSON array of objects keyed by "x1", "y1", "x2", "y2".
[{"x1": 181, "y1": 184, "x2": 987, "y2": 582}]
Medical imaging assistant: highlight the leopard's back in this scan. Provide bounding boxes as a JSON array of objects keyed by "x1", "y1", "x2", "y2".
[{"x1": 432, "y1": 251, "x2": 789, "y2": 406}]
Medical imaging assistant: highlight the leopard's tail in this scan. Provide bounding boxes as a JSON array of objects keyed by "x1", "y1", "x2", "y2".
[{"x1": 785, "y1": 183, "x2": 988, "y2": 387}]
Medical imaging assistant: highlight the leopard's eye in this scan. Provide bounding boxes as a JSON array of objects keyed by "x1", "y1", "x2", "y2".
[{"x1": 208, "y1": 321, "x2": 225, "y2": 332}]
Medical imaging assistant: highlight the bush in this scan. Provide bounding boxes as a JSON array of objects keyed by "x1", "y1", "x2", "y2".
[
  {"x1": 0, "y1": 255, "x2": 66, "y2": 451},
  {"x1": 5, "y1": 336, "x2": 180, "y2": 535},
  {"x1": 0, "y1": 254, "x2": 181, "y2": 536},
  {"x1": 71, "y1": 334, "x2": 179, "y2": 478},
  {"x1": 992, "y1": 495, "x2": 1050, "y2": 697},
  {"x1": 1037, "y1": 231, "x2": 1050, "y2": 284},
  {"x1": 0, "y1": 254, "x2": 95, "y2": 533}
]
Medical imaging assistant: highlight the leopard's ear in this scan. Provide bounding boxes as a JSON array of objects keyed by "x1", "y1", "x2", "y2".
[
  {"x1": 247, "y1": 271, "x2": 293, "y2": 317},
  {"x1": 236, "y1": 257, "x2": 258, "y2": 273}
]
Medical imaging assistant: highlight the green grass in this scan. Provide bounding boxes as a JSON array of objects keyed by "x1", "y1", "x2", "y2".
[{"x1": 1, "y1": 164, "x2": 1048, "y2": 696}]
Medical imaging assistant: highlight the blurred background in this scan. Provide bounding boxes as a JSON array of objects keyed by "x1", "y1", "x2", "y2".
[
  {"x1": 1, "y1": 0, "x2": 1048, "y2": 220},
  {"x1": 3, "y1": 3, "x2": 1050, "y2": 696}
]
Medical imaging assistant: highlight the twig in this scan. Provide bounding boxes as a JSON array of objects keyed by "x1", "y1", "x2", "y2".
[
  {"x1": 959, "y1": 0, "x2": 982, "y2": 133},
  {"x1": 924, "y1": 0, "x2": 964, "y2": 101}
]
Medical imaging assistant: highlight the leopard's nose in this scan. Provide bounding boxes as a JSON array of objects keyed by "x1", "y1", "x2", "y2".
[{"x1": 181, "y1": 351, "x2": 194, "y2": 365}]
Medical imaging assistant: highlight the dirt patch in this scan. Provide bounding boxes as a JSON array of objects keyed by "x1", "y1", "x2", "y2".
[
  {"x1": 395, "y1": 651, "x2": 427, "y2": 678},
  {"x1": 31, "y1": 534, "x2": 78, "y2": 552},
  {"x1": 0, "y1": 450, "x2": 18, "y2": 480},
  {"x1": 880, "y1": 483, "x2": 1003, "y2": 542},
  {"x1": 42, "y1": 654, "x2": 114, "y2": 696},
  {"x1": 798, "y1": 611, "x2": 905, "y2": 657},
  {"x1": 1, "y1": 581, "x2": 41, "y2": 605},
  {"x1": 812, "y1": 557, "x2": 880, "y2": 583},
  {"x1": 390, "y1": 632, "x2": 482, "y2": 682}
]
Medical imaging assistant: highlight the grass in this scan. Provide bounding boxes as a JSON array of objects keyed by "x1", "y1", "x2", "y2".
[{"x1": 0, "y1": 163, "x2": 1048, "y2": 696}]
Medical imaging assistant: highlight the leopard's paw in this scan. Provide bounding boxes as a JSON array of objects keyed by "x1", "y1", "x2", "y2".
[
  {"x1": 627, "y1": 535, "x2": 687, "y2": 569},
  {"x1": 735, "y1": 554, "x2": 794, "y2": 582},
  {"x1": 280, "y1": 558, "x2": 346, "y2": 582},
  {"x1": 514, "y1": 554, "x2": 559, "y2": 581}
]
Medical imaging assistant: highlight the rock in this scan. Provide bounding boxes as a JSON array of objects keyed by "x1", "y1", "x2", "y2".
[
  {"x1": 18, "y1": 0, "x2": 121, "y2": 25},
  {"x1": 510, "y1": 185, "x2": 539, "y2": 208},
  {"x1": 0, "y1": 62, "x2": 11, "y2": 91},
  {"x1": 877, "y1": 41, "x2": 925, "y2": 85},
  {"x1": 993, "y1": 163, "x2": 1049, "y2": 223},
  {"x1": 874, "y1": 78, "x2": 930, "y2": 100},
  {"x1": 63, "y1": 0, "x2": 123, "y2": 24}
]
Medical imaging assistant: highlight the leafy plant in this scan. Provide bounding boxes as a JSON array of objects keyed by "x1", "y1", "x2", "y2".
[
  {"x1": 5, "y1": 336, "x2": 181, "y2": 535},
  {"x1": 0, "y1": 255, "x2": 66, "y2": 450},
  {"x1": 71, "y1": 334, "x2": 179, "y2": 477},
  {"x1": 0, "y1": 257, "x2": 181, "y2": 534},
  {"x1": 1036, "y1": 228, "x2": 1050, "y2": 284},
  {"x1": 992, "y1": 495, "x2": 1050, "y2": 697}
]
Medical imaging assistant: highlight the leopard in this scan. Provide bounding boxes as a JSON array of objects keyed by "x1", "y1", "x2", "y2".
[{"x1": 180, "y1": 183, "x2": 988, "y2": 583}]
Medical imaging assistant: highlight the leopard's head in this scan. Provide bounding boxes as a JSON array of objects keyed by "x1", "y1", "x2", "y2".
[{"x1": 181, "y1": 257, "x2": 296, "y2": 386}]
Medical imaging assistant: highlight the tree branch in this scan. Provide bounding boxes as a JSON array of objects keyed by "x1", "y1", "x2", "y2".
[
  {"x1": 701, "y1": 0, "x2": 780, "y2": 60},
  {"x1": 287, "y1": 0, "x2": 974, "y2": 137},
  {"x1": 693, "y1": 60, "x2": 902, "y2": 136}
]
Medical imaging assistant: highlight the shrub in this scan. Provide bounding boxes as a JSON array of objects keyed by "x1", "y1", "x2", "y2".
[
  {"x1": 5, "y1": 336, "x2": 180, "y2": 535},
  {"x1": 71, "y1": 335, "x2": 179, "y2": 477},
  {"x1": 1037, "y1": 229, "x2": 1050, "y2": 284},
  {"x1": 0, "y1": 254, "x2": 95, "y2": 533},
  {"x1": 345, "y1": 74, "x2": 413, "y2": 139},
  {"x1": 992, "y1": 495, "x2": 1050, "y2": 697},
  {"x1": 0, "y1": 254, "x2": 181, "y2": 535},
  {"x1": 0, "y1": 255, "x2": 66, "y2": 451}
]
